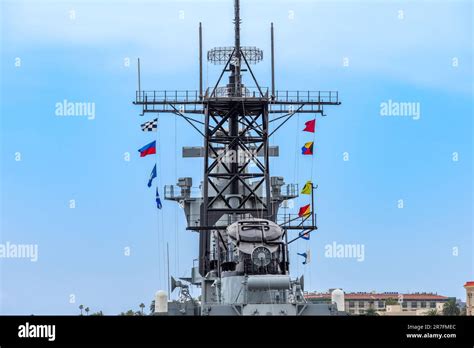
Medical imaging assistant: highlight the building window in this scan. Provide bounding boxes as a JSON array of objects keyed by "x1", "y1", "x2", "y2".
[
  {"x1": 349, "y1": 301, "x2": 355, "y2": 308},
  {"x1": 411, "y1": 302, "x2": 418, "y2": 308},
  {"x1": 359, "y1": 309, "x2": 365, "y2": 314},
  {"x1": 378, "y1": 301, "x2": 384, "y2": 308},
  {"x1": 402, "y1": 302, "x2": 407, "y2": 308},
  {"x1": 430, "y1": 302, "x2": 436, "y2": 308},
  {"x1": 358, "y1": 301, "x2": 365, "y2": 308},
  {"x1": 421, "y1": 302, "x2": 426, "y2": 308},
  {"x1": 349, "y1": 310, "x2": 355, "y2": 314}
]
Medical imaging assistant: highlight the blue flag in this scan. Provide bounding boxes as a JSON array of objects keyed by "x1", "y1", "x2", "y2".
[
  {"x1": 147, "y1": 164, "x2": 157, "y2": 188},
  {"x1": 299, "y1": 231, "x2": 310, "y2": 240},
  {"x1": 155, "y1": 187, "x2": 162, "y2": 209},
  {"x1": 297, "y1": 252, "x2": 308, "y2": 264},
  {"x1": 297, "y1": 250, "x2": 311, "y2": 265}
]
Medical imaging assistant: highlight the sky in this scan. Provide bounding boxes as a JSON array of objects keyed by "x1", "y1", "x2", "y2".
[{"x1": 0, "y1": 0, "x2": 472, "y2": 315}]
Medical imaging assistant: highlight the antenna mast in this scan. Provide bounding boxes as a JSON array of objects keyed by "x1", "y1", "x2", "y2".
[{"x1": 233, "y1": 0, "x2": 242, "y2": 96}]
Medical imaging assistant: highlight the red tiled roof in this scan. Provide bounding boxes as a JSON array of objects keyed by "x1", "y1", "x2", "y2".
[
  {"x1": 464, "y1": 281, "x2": 474, "y2": 287},
  {"x1": 305, "y1": 292, "x2": 449, "y2": 301}
]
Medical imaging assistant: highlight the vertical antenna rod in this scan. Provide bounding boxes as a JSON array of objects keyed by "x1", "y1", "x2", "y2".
[
  {"x1": 271, "y1": 22, "x2": 275, "y2": 99},
  {"x1": 137, "y1": 58, "x2": 141, "y2": 98},
  {"x1": 230, "y1": 0, "x2": 241, "y2": 195},
  {"x1": 233, "y1": 0, "x2": 242, "y2": 96},
  {"x1": 199, "y1": 22, "x2": 203, "y2": 100},
  {"x1": 167, "y1": 242, "x2": 170, "y2": 296}
]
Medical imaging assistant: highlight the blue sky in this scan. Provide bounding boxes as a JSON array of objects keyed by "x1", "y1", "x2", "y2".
[{"x1": 0, "y1": 0, "x2": 472, "y2": 314}]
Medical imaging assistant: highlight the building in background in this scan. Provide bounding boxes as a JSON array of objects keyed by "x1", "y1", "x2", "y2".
[
  {"x1": 381, "y1": 303, "x2": 446, "y2": 316},
  {"x1": 464, "y1": 281, "x2": 474, "y2": 316},
  {"x1": 306, "y1": 291, "x2": 450, "y2": 315}
]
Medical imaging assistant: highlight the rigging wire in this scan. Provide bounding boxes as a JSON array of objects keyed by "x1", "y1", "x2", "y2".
[
  {"x1": 174, "y1": 113, "x2": 179, "y2": 281},
  {"x1": 295, "y1": 112, "x2": 300, "y2": 277},
  {"x1": 154, "y1": 115, "x2": 161, "y2": 293},
  {"x1": 206, "y1": 60, "x2": 209, "y2": 94},
  {"x1": 308, "y1": 115, "x2": 317, "y2": 292},
  {"x1": 156, "y1": 114, "x2": 166, "y2": 292}
]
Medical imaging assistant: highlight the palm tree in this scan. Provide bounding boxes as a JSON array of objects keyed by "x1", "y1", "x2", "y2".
[
  {"x1": 79, "y1": 304, "x2": 84, "y2": 316},
  {"x1": 85, "y1": 307, "x2": 90, "y2": 316},
  {"x1": 442, "y1": 299, "x2": 460, "y2": 316},
  {"x1": 139, "y1": 303, "x2": 145, "y2": 315},
  {"x1": 426, "y1": 309, "x2": 438, "y2": 316}
]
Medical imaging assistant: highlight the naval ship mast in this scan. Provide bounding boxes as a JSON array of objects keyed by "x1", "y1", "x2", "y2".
[{"x1": 134, "y1": 0, "x2": 342, "y2": 316}]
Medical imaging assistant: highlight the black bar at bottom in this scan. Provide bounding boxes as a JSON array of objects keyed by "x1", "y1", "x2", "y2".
[{"x1": 0, "y1": 315, "x2": 473, "y2": 346}]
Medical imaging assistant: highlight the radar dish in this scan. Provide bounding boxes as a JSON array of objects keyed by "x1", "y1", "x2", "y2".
[{"x1": 208, "y1": 46, "x2": 263, "y2": 65}]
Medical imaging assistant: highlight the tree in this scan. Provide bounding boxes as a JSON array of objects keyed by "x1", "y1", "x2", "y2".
[
  {"x1": 139, "y1": 303, "x2": 145, "y2": 315},
  {"x1": 385, "y1": 298, "x2": 398, "y2": 306},
  {"x1": 91, "y1": 311, "x2": 103, "y2": 316},
  {"x1": 79, "y1": 305, "x2": 84, "y2": 316},
  {"x1": 119, "y1": 310, "x2": 136, "y2": 316},
  {"x1": 442, "y1": 299, "x2": 460, "y2": 316},
  {"x1": 365, "y1": 308, "x2": 379, "y2": 316},
  {"x1": 85, "y1": 307, "x2": 90, "y2": 316},
  {"x1": 426, "y1": 309, "x2": 438, "y2": 316},
  {"x1": 149, "y1": 300, "x2": 155, "y2": 315}
]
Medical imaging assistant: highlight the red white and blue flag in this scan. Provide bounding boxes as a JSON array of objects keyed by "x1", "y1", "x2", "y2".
[
  {"x1": 299, "y1": 231, "x2": 310, "y2": 240},
  {"x1": 138, "y1": 141, "x2": 156, "y2": 157}
]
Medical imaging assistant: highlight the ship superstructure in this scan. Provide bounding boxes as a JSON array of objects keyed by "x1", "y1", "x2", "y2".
[{"x1": 134, "y1": 0, "x2": 342, "y2": 315}]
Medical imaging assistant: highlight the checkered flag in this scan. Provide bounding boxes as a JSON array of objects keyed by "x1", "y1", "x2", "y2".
[{"x1": 141, "y1": 118, "x2": 158, "y2": 132}]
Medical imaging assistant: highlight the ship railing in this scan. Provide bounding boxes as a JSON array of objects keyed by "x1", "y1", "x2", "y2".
[
  {"x1": 272, "y1": 90, "x2": 339, "y2": 104},
  {"x1": 164, "y1": 185, "x2": 202, "y2": 200},
  {"x1": 276, "y1": 213, "x2": 317, "y2": 230},
  {"x1": 279, "y1": 183, "x2": 299, "y2": 198},
  {"x1": 206, "y1": 86, "x2": 269, "y2": 99},
  {"x1": 135, "y1": 90, "x2": 339, "y2": 105},
  {"x1": 135, "y1": 90, "x2": 201, "y2": 104},
  {"x1": 184, "y1": 212, "x2": 317, "y2": 231}
]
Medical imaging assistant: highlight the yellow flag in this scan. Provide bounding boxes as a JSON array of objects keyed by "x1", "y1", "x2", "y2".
[{"x1": 301, "y1": 181, "x2": 312, "y2": 195}]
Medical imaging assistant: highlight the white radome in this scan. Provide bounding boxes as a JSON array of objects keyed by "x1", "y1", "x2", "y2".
[
  {"x1": 331, "y1": 288, "x2": 345, "y2": 311},
  {"x1": 155, "y1": 290, "x2": 168, "y2": 313}
]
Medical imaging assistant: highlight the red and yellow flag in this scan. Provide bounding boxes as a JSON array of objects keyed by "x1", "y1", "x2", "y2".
[{"x1": 298, "y1": 204, "x2": 311, "y2": 218}]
